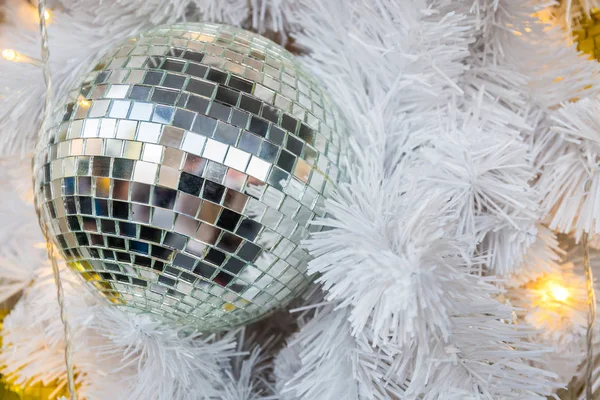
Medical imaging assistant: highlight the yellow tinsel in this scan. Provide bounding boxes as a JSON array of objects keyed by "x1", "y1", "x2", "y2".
[
  {"x1": 0, "y1": 380, "x2": 69, "y2": 400},
  {"x1": 0, "y1": 308, "x2": 70, "y2": 400},
  {"x1": 574, "y1": 10, "x2": 600, "y2": 60}
]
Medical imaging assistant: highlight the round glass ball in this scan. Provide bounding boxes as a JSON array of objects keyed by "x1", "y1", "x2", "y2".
[{"x1": 32, "y1": 23, "x2": 345, "y2": 331}]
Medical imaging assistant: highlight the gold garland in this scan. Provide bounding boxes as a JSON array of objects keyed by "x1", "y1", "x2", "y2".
[
  {"x1": 574, "y1": 10, "x2": 600, "y2": 60},
  {"x1": 0, "y1": 309, "x2": 70, "y2": 400},
  {"x1": 0, "y1": 381, "x2": 69, "y2": 400}
]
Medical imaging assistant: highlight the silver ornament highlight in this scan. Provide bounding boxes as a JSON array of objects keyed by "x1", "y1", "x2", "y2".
[{"x1": 32, "y1": 23, "x2": 345, "y2": 331}]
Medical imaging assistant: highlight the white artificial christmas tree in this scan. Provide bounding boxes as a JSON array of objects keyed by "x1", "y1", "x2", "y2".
[{"x1": 2, "y1": 0, "x2": 600, "y2": 398}]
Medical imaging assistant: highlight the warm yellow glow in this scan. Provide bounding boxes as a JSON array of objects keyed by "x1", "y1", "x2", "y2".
[
  {"x1": 535, "y1": 280, "x2": 571, "y2": 304},
  {"x1": 511, "y1": 267, "x2": 588, "y2": 335},
  {"x1": 529, "y1": 276, "x2": 574, "y2": 307},
  {"x1": 548, "y1": 282, "x2": 570, "y2": 302},
  {"x1": 2, "y1": 49, "x2": 17, "y2": 62},
  {"x1": 1, "y1": 49, "x2": 42, "y2": 66},
  {"x1": 44, "y1": 10, "x2": 51, "y2": 22},
  {"x1": 78, "y1": 99, "x2": 91, "y2": 107}
]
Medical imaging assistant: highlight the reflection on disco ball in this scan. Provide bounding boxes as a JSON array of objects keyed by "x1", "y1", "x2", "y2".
[{"x1": 33, "y1": 23, "x2": 345, "y2": 331}]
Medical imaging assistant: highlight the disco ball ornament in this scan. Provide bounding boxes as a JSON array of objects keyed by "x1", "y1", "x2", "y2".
[{"x1": 33, "y1": 23, "x2": 345, "y2": 331}]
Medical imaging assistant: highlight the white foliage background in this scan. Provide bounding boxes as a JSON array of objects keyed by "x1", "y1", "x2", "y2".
[{"x1": 2, "y1": 0, "x2": 600, "y2": 398}]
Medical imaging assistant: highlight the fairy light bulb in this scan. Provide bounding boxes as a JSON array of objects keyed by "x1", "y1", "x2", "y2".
[
  {"x1": 1, "y1": 49, "x2": 42, "y2": 66},
  {"x1": 535, "y1": 279, "x2": 571, "y2": 305},
  {"x1": 547, "y1": 281, "x2": 570, "y2": 303},
  {"x1": 2, "y1": 49, "x2": 17, "y2": 62},
  {"x1": 43, "y1": 10, "x2": 51, "y2": 22},
  {"x1": 526, "y1": 274, "x2": 579, "y2": 313}
]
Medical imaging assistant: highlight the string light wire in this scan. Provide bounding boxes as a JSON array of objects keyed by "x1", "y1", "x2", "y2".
[
  {"x1": 580, "y1": 176, "x2": 597, "y2": 400},
  {"x1": 36, "y1": 1, "x2": 78, "y2": 399},
  {"x1": 582, "y1": 231, "x2": 596, "y2": 400}
]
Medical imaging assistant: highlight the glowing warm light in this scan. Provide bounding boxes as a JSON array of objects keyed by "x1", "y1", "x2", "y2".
[
  {"x1": 510, "y1": 267, "x2": 587, "y2": 335},
  {"x1": 535, "y1": 279, "x2": 571, "y2": 304},
  {"x1": 1, "y1": 49, "x2": 42, "y2": 66},
  {"x1": 529, "y1": 276, "x2": 575, "y2": 309},
  {"x1": 2, "y1": 49, "x2": 17, "y2": 62},
  {"x1": 78, "y1": 99, "x2": 91, "y2": 107},
  {"x1": 548, "y1": 282, "x2": 570, "y2": 303},
  {"x1": 43, "y1": 10, "x2": 51, "y2": 22}
]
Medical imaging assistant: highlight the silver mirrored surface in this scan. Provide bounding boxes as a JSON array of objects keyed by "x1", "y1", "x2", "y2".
[{"x1": 33, "y1": 22, "x2": 345, "y2": 331}]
